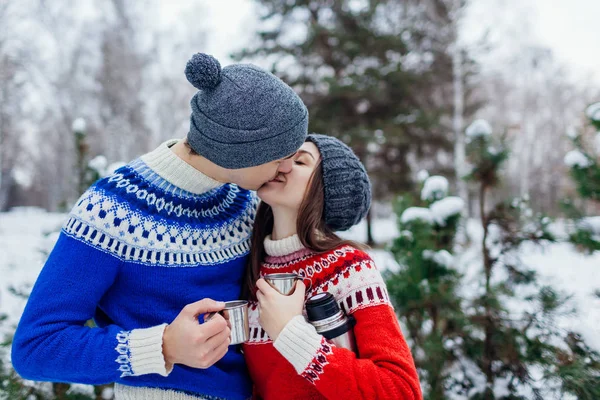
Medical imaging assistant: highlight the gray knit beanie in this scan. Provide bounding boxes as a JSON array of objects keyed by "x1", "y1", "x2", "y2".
[
  {"x1": 184, "y1": 53, "x2": 308, "y2": 169},
  {"x1": 306, "y1": 134, "x2": 372, "y2": 231}
]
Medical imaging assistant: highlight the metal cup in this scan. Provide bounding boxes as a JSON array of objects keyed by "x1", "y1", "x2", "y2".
[
  {"x1": 264, "y1": 273, "x2": 304, "y2": 296},
  {"x1": 206, "y1": 300, "x2": 249, "y2": 345}
]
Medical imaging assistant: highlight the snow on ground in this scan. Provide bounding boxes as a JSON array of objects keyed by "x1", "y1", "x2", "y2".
[
  {"x1": 461, "y1": 219, "x2": 600, "y2": 351},
  {"x1": 520, "y1": 242, "x2": 600, "y2": 349},
  {"x1": 0, "y1": 208, "x2": 65, "y2": 333}
]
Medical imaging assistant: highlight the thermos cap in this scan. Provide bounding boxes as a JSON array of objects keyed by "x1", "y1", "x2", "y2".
[{"x1": 306, "y1": 292, "x2": 340, "y2": 322}]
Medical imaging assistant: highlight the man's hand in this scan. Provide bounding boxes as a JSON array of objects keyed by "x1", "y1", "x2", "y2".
[{"x1": 162, "y1": 299, "x2": 231, "y2": 370}]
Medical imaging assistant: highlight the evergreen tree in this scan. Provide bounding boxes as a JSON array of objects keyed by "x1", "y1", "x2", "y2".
[
  {"x1": 388, "y1": 175, "x2": 467, "y2": 399},
  {"x1": 563, "y1": 102, "x2": 600, "y2": 253},
  {"x1": 235, "y1": 0, "x2": 471, "y2": 242},
  {"x1": 461, "y1": 119, "x2": 600, "y2": 400},
  {"x1": 389, "y1": 119, "x2": 600, "y2": 399}
]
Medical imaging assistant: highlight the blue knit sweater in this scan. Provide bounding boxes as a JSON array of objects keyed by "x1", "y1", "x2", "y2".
[{"x1": 11, "y1": 140, "x2": 257, "y2": 400}]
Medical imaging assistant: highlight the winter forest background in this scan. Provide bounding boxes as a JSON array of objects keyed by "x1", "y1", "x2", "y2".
[{"x1": 1, "y1": 0, "x2": 599, "y2": 399}]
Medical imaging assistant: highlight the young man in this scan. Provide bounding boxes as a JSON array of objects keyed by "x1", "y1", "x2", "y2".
[{"x1": 11, "y1": 53, "x2": 308, "y2": 400}]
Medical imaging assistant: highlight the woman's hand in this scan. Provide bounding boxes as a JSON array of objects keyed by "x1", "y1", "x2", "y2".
[{"x1": 256, "y1": 278, "x2": 306, "y2": 341}]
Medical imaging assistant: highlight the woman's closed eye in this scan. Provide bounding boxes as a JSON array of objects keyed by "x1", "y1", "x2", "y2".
[
  {"x1": 294, "y1": 149, "x2": 317, "y2": 166},
  {"x1": 294, "y1": 155, "x2": 309, "y2": 165}
]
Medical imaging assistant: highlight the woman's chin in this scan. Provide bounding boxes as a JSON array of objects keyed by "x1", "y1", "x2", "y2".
[{"x1": 257, "y1": 183, "x2": 280, "y2": 203}]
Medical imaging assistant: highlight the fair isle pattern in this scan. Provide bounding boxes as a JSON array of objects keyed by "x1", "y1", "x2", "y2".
[
  {"x1": 115, "y1": 330, "x2": 134, "y2": 378},
  {"x1": 63, "y1": 161, "x2": 258, "y2": 266},
  {"x1": 262, "y1": 245, "x2": 358, "y2": 270},
  {"x1": 301, "y1": 340, "x2": 334, "y2": 385},
  {"x1": 247, "y1": 302, "x2": 272, "y2": 344},
  {"x1": 265, "y1": 246, "x2": 391, "y2": 314},
  {"x1": 246, "y1": 246, "x2": 391, "y2": 344},
  {"x1": 11, "y1": 141, "x2": 255, "y2": 400}
]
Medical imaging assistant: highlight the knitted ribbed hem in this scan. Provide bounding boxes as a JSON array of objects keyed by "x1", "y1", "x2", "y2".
[
  {"x1": 264, "y1": 234, "x2": 305, "y2": 257},
  {"x1": 114, "y1": 384, "x2": 224, "y2": 400},
  {"x1": 273, "y1": 315, "x2": 323, "y2": 374},
  {"x1": 128, "y1": 323, "x2": 173, "y2": 377},
  {"x1": 140, "y1": 139, "x2": 224, "y2": 194}
]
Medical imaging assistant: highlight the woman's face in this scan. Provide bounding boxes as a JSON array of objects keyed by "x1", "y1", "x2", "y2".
[{"x1": 257, "y1": 141, "x2": 321, "y2": 211}]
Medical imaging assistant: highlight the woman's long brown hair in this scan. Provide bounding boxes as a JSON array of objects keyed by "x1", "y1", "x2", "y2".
[{"x1": 242, "y1": 162, "x2": 367, "y2": 300}]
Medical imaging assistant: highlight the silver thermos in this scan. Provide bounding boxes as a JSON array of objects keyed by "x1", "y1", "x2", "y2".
[{"x1": 306, "y1": 292, "x2": 357, "y2": 355}]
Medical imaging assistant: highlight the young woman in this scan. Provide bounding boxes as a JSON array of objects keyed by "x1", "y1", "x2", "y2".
[{"x1": 242, "y1": 134, "x2": 422, "y2": 400}]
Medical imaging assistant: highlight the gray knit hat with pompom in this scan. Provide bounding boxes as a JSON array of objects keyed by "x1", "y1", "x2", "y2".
[
  {"x1": 184, "y1": 53, "x2": 308, "y2": 169},
  {"x1": 306, "y1": 134, "x2": 372, "y2": 231}
]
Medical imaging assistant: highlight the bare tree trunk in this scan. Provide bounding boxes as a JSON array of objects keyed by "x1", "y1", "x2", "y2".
[
  {"x1": 451, "y1": 0, "x2": 469, "y2": 216},
  {"x1": 480, "y1": 181, "x2": 495, "y2": 399},
  {"x1": 453, "y1": 44, "x2": 469, "y2": 213},
  {"x1": 366, "y1": 208, "x2": 375, "y2": 246}
]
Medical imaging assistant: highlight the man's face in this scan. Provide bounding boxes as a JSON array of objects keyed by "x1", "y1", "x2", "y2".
[{"x1": 227, "y1": 155, "x2": 295, "y2": 191}]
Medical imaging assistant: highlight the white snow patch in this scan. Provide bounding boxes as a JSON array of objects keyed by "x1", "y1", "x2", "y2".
[
  {"x1": 564, "y1": 150, "x2": 592, "y2": 168},
  {"x1": 400, "y1": 207, "x2": 433, "y2": 225},
  {"x1": 585, "y1": 102, "x2": 600, "y2": 121},
  {"x1": 466, "y1": 119, "x2": 492, "y2": 138},
  {"x1": 423, "y1": 249, "x2": 454, "y2": 267},
  {"x1": 336, "y1": 217, "x2": 399, "y2": 244},
  {"x1": 417, "y1": 169, "x2": 429, "y2": 182},
  {"x1": 12, "y1": 168, "x2": 33, "y2": 188},
  {"x1": 368, "y1": 249, "x2": 402, "y2": 273},
  {"x1": 421, "y1": 175, "x2": 449, "y2": 201},
  {"x1": 487, "y1": 146, "x2": 499, "y2": 155},
  {"x1": 430, "y1": 196, "x2": 465, "y2": 226},
  {"x1": 578, "y1": 216, "x2": 600, "y2": 241},
  {"x1": 67, "y1": 384, "x2": 95, "y2": 397},
  {"x1": 102, "y1": 386, "x2": 115, "y2": 399},
  {"x1": 566, "y1": 126, "x2": 579, "y2": 139},
  {"x1": 0, "y1": 208, "x2": 66, "y2": 336},
  {"x1": 71, "y1": 117, "x2": 87, "y2": 133},
  {"x1": 88, "y1": 155, "x2": 108, "y2": 173}
]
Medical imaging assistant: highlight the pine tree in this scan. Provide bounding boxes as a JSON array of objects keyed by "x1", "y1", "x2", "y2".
[
  {"x1": 388, "y1": 175, "x2": 467, "y2": 399},
  {"x1": 235, "y1": 0, "x2": 470, "y2": 243},
  {"x1": 389, "y1": 119, "x2": 600, "y2": 399},
  {"x1": 460, "y1": 119, "x2": 600, "y2": 400},
  {"x1": 563, "y1": 102, "x2": 600, "y2": 253}
]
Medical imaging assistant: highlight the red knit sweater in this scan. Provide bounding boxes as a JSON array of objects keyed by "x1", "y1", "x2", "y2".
[{"x1": 242, "y1": 235, "x2": 422, "y2": 400}]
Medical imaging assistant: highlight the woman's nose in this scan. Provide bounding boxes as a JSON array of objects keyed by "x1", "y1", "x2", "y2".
[{"x1": 278, "y1": 158, "x2": 294, "y2": 174}]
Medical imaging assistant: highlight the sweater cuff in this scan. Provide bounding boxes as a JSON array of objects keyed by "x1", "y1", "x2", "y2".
[
  {"x1": 128, "y1": 323, "x2": 173, "y2": 377},
  {"x1": 273, "y1": 315, "x2": 323, "y2": 374}
]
